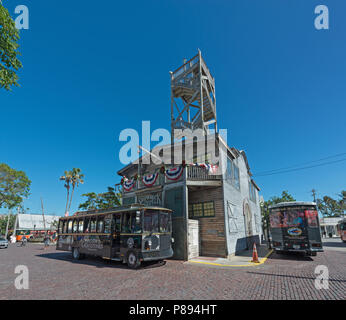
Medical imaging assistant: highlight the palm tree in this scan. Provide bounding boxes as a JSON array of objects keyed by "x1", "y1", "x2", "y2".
[
  {"x1": 67, "y1": 168, "x2": 84, "y2": 214},
  {"x1": 60, "y1": 170, "x2": 72, "y2": 216},
  {"x1": 60, "y1": 168, "x2": 84, "y2": 216}
]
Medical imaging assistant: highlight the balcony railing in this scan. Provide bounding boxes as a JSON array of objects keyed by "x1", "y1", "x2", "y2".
[{"x1": 187, "y1": 166, "x2": 221, "y2": 181}]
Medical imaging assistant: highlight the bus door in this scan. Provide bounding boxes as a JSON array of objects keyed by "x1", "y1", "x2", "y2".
[
  {"x1": 110, "y1": 213, "x2": 121, "y2": 258},
  {"x1": 305, "y1": 209, "x2": 323, "y2": 248}
]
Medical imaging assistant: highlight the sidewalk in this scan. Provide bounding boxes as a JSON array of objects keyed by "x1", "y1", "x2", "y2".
[{"x1": 186, "y1": 244, "x2": 273, "y2": 268}]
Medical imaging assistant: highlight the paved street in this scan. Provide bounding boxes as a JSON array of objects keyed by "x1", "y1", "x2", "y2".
[{"x1": 0, "y1": 239, "x2": 345, "y2": 300}]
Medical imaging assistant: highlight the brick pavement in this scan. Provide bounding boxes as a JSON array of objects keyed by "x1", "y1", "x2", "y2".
[{"x1": 0, "y1": 242, "x2": 345, "y2": 300}]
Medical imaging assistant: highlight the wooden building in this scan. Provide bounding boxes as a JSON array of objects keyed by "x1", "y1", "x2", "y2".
[{"x1": 117, "y1": 51, "x2": 262, "y2": 260}]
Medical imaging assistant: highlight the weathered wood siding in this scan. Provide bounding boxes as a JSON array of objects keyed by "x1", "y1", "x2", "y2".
[{"x1": 188, "y1": 187, "x2": 226, "y2": 257}]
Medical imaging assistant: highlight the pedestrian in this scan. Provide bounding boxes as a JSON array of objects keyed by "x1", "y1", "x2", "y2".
[
  {"x1": 44, "y1": 233, "x2": 49, "y2": 249},
  {"x1": 21, "y1": 235, "x2": 27, "y2": 247}
]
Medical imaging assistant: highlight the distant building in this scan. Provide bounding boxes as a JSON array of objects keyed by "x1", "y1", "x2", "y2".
[
  {"x1": 15, "y1": 214, "x2": 60, "y2": 240},
  {"x1": 320, "y1": 217, "x2": 344, "y2": 237}
]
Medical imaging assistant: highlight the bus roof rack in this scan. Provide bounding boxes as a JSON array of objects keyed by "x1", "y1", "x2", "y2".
[{"x1": 269, "y1": 201, "x2": 317, "y2": 209}]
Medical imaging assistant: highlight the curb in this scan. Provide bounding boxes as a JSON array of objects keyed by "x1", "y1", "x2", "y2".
[{"x1": 188, "y1": 249, "x2": 274, "y2": 268}]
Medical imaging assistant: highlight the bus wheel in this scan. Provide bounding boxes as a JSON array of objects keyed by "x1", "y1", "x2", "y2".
[
  {"x1": 72, "y1": 247, "x2": 81, "y2": 260},
  {"x1": 127, "y1": 251, "x2": 140, "y2": 269}
]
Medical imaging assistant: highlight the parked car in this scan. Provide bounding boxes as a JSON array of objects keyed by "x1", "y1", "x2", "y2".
[{"x1": 0, "y1": 237, "x2": 9, "y2": 249}]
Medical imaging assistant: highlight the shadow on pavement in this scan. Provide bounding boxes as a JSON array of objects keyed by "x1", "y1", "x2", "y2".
[
  {"x1": 321, "y1": 241, "x2": 346, "y2": 248},
  {"x1": 268, "y1": 251, "x2": 314, "y2": 261},
  {"x1": 36, "y1": 251, "x2": 166, "y2": 270},
  {"x1": 245, "y1": 271, "x2": 346, "y2": 283}
]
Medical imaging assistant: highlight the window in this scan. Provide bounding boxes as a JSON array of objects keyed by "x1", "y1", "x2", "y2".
[
  {"x1": 234, "y1": 165, "x2": 240, "y2": 190},
  {"x1": 78, "y1": 219, "x2": 84, "y2": 233},
  {"x1": 97, "y1": 217, "x2": 104, "y2": 233},
  {"x1": 159, "y1": 211, "x2": 171, "y2": 232},
  {"x1": 192, "y1": 203, "x2": 203, "y2": 217},
  {"x1": 90, "y1": 218, "x2": 97, "y2": 233},
  {"x1": 305, "y1": 210, "x2": 318, "y2": 227},
  {"x1": 203, "y1": 202, "x2": 215, "y2": 216},
  {"x1": 67, "y1": 220, "x2": 73, "y2": 233},
  {"x1": 226, "y1": 157, "x2": 240, "y2": 191},
  {"x1": 84, "y1": 217, "x2": 90, "y2": 233},
  {"x1": 282, "y1": 210, "x2": 305, "y2": 228},
  {"x1": 131, "y1": 211, "x2": 142, "y2": 234},
  {"x1": 143, "y1": 210, "x2": 159, "y2": 233},
  {"x1": 104, "y1": 215, "x2": 112, "y2": 234},
  {"x1": 72, "y1": 220, "x2": 78, "y2": 233},
  {"x1": 58, "y1": 221, "x2": 63, "y2": 233},
  {"x1": 249, "y1": 181, "x2": 256, "y2": 203},
  {"x1": 122, "y1": 212, "x2": 131, "y2": 233},
  {"x1": 190, "y1": 201, "x2": 215, "y2": 218},
  {"x1": 114, "y1": 214, "x2": 121, "y2": 232},
  {"x1": 270, "y1": 211, "x2": 283, "y2": 228},
  {"x1": 226, "y1": 157, "x2": 233, "y2": 181},
  {"x1": 63, "y1": 221, "x2": 68, "y2": 233}
]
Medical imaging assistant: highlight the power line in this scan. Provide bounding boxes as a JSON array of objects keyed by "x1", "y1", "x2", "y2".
[
  {"x1": 254, "y1": 157, "x2": 346, "y2": 177},
  {"x1": 253, "y1": 152, "x2": 346, "y2": 176}
]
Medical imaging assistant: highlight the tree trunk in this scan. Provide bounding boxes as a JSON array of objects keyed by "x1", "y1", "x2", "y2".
[
  {"x1": 65, "y1": 187, "x2": 70, "y2": 215},
  {"x1": 68, "y1": 186, "x2": 75, "y2": 214}
]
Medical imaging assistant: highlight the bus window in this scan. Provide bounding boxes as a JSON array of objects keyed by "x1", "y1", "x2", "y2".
[
  {"x1": 78, "y1": 219, "x2": 84, "y2": 233},
  {"x1": 144, "y1": 210, "x2": 159, "y2": 233},
  {"x1": 84, "y1": 217, "x2": 90, "y2": 233},
  {"x1": 104, "y1": 215, "x2": 112, "y2": 234},
  {"x1": 90, "y1": 218, "x2": 97, "y2": 233},
  {"x1": 131, "y1": 211, "x2": 142, "y2": 234},
  {"x1": 122, "y1": 212, "x2": 131, "y2": 233},
  {"x1": 72, "y1": 220, "x2": 78, "y2": 233},
  {"x1": 68, "y1": 220, "x2": 73, "y2": 233},
  {"x1": 282, "y1": 210, "x2": 305, "y2": 228},
  {"x1": 305, "y1": 210, "x2": 318, "y2": 227},
  {"x1": 97, "y1": 217, "x2": 104, "y2": 233},
  {"x1": 63, "y1": 221, "x2": 68, "y2": 233},
  {"x1": 270, "y1": 211, "x2": 283, "y2": 228},
  {"x1": 114, "y1": 214, "x2": 121, "y2": 232},
  {"x1": 159, "y1": 212, "x2": 171, "y2": 232},
  {"x1": 58, "y1": 221, "x2": 63, "y2": 233}
]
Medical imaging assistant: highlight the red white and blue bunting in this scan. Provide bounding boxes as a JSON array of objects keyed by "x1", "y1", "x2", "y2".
[
  {"x1": 142, "y1": 172, "x2": 159, "y2": 187},
  {"x1": 120, "y1": 162, "x2": 218, "y2": 189},
  {"x1": 164, "y1": 166, "x2": 184, "y2": 181},
  {"x1": 123, "y1": 178, "x2": 135, "y2": 192}
]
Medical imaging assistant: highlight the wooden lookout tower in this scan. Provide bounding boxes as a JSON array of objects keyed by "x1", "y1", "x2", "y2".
[{"x1": 170, "y1": 50, "x2": 217, "y2": 141}]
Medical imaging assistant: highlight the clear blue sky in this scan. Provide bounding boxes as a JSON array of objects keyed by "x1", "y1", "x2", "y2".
[{"x1": 1, "y1": 0, "x2": 345, "y2": 216}]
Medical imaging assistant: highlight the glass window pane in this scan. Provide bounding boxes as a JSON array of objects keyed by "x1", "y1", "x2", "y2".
[
  {"x1": 63, "y1": 221, "x2": 68, "y2": 233},
  {"x1": 305, "y1": 210, "x2": 318, "y2": 227},
  {"x1": 193, "y1": 203, "x2": 203, "y2": 217},
  {"x1": 203, "y1": 202, "x2": 215, "y2": 216},
  {"x1": 104, "y1": 215, "x2": 112, "y2": 234},
  {"x1": 131, "y1": 211, "x2": 141, "y2": 234},
  {"x1": 90, "y1": 218, "x2": 96, "y2": 232},
  {"x1": 122, "y1": 212, "x2": 131, "y2": 233},
  {"x1": 84, "y1": 217, "x2": 90, "y2": 233},
  {"x1": 97, "y1": 218, "x2": 104, "y2": 233},
  {"x1": 67, "y1": 220, "x2": 73, "y2": 233},
  {"x1": 72, "y1": 220, "x2": 78, "y2": 233},
  {"x1": 78, "y1": 220, "x2": 84, "y2": 233},
  {"x1": 159, "y1": 212, "x2": 169, "y2": 232}
]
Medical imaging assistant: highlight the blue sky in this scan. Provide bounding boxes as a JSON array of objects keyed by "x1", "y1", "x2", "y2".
[{"x1": 1, "y1": 0, "x2": 345, "y2": 215}]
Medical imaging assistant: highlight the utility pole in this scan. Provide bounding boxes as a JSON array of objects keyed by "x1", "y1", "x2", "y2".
[
  {"x1": 5, "y1": 209, "x2": 11, "y2": 239},
  {"x1": 41, "y1": 197, "x2": 47, "y2": 235},
  {"x1": 12, "y1": 207, "x2": 19, "y2": 242},
  {"x1": 311, "y1": 189, "x2": 317, "y2": 203}
]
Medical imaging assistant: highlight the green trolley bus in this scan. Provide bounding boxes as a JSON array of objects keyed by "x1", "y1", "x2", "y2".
[{"x1": 56, "y1": 204, "x2": 173, "y2": 268}]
